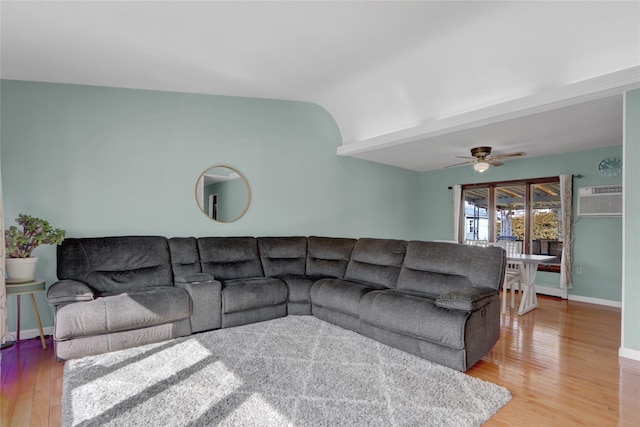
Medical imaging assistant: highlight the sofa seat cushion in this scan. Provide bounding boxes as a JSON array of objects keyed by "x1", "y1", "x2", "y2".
[
  {"x1": 54, "y1": 286, "x2": 191, "y2": 341},
  {"x1": 359, "y1": 290, "x2": 470, "y2": 350},
  {"x1": 222, "y1": 277, "x2": 288, "y2": 314},
  {"x1": 311, "y1": 278, "x2": 384, "y2": 317}
]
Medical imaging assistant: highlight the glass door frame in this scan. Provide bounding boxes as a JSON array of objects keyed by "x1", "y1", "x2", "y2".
[{"x1": 461, "y1": 176, "x2": 561, "y2": 272}]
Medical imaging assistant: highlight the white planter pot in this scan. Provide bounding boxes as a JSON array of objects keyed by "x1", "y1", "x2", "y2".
[{"x1": 5, "y1": 257, "x2": 38, "y2": 284}]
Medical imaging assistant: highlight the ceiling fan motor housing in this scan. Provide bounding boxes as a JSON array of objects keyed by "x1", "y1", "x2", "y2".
[{"x1": 471, "y1": 146, "x2": 492, "y2": 159}]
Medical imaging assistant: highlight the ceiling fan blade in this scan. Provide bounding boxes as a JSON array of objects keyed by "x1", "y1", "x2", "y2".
[
  {"x1": 444, "y1": 160, "x2": 475, "y2": 168},
  {"x1": 490, "y1": 152, "x2": 526, "y2": 160},
  {"x1": 448, "y1": 148, "x2": 524, "y2": 170}
]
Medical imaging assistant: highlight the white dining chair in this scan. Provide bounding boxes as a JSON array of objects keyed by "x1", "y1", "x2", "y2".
[
  {"x1": 494, "y1": 240, "x2": 523, "y2": 313},
  {"x1": 464, "y1": 239, "x2": 489, "y2": 247}
]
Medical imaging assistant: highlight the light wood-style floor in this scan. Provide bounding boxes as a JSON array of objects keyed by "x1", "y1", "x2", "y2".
[{"x1": 1, "y1": 295, "x2": 639, "y2": 426}]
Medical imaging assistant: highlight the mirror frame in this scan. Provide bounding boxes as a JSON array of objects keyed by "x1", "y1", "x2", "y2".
[{"x1": 195, "y1": 165, "x2": 251, "y2": 223}]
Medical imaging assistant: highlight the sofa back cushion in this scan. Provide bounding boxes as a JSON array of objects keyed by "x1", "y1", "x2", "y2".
[
  {"x1": 344, "y1": 238, "x2": 408, "y2": 288},
  {"x1": 57, "y1": 236, "x2": 173, "y2": 294},
  {"x1": 397, "y1": 241, "x2": 506, "y2": 294},
  {"x1": 197, "y1": 237, "x2": 263, "y2": 280},
  {"x1": 168, "y1": 237, "x2": 202, "y2": 277},
  {"x1": 258, "y1": 237, "x2": 307, "y2": 277},
  {"x1": 306, "y1": 236, "x2": 357, "y2": 278}
]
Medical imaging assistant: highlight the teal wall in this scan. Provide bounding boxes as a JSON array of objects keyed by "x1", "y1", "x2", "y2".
[
  {"x1": 623, "y1": 89, "x2": 640, "y2": 354},
  {"x1": 0, "y1": 80, "x2": 419, "y2": 332},
  {"x1": 1, "y1": 79, "x2": 634, "y2": 342},
  {"x1": 418, "y1": 145, "x2": 624, "y2": 302}
]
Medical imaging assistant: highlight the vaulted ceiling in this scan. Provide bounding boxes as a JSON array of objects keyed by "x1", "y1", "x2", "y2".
[{"x1": 2, "y1": 1, "x2": 639, "y2": 171}]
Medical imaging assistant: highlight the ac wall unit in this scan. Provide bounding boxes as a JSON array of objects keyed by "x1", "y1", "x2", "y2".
[{"x1": 577, "y1": 185, "x2": 622, "y2": 216}]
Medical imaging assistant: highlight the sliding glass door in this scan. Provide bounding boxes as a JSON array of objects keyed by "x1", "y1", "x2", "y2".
[{"x1": 461, "y1": 177, "x2": 562, "y2": 272}]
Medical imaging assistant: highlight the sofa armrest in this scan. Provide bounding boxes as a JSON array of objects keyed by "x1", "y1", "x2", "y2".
[
  {"x1": 175, "y1": 275, "x2": 222, "y2": 333},
  {"x1": 435, "y1": 287, "x2": 498, "y2": 312},
  {"x1": 47, "y1": 280, "x2": 95, "y2": 306}
]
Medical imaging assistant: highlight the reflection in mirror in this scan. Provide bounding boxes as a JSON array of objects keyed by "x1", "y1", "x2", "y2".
[{"x1": 196, "y1": 166, "x2": 250, "y2": 223}]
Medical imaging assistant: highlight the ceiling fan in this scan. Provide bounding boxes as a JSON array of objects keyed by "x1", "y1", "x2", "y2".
[{"x1": 445, "y1": 146, "x2": 526, "y2": 172}]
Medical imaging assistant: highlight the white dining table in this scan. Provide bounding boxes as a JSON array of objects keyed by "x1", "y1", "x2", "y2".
[{"x1": 506, "y1": 254, "x2": 557, "y2": 315}]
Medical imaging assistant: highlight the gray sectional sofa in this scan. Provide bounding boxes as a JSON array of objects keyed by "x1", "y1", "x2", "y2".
[{"x1": 47, "y1": 235, "x2": 506, "y2": 371}]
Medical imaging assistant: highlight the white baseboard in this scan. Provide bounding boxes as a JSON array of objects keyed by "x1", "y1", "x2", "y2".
[
  {"x1": 619, "y1": 347, "x2": 640, "y2": 362},
  {"x1": 567, "y1": 294, "x2": 622, "y2": 308},
  {"x1": 7, "y1": 326, "x2": 54, "y2": 341},
  {"x1": 531, "y1": 284, "x2": 622, "y2": 308},
  {"x1": 535, "y1": 286, "x2": 567, "y2": 299}
]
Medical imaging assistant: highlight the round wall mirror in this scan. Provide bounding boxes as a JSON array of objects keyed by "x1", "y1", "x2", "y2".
[{"x1": 195, "y1": 166, "x2": 251, "y2": 223}]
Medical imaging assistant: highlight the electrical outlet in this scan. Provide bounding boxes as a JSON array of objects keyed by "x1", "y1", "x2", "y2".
[{"x1": 576, "y1": 266, "x2": 583, "y2": 274}]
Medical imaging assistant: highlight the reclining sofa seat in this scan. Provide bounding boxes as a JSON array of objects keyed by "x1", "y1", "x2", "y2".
[
  {"x1": 359, "y1": 241, "x2": 505, "y2": 371},
  {"x1": 48, "y1": 236, "x2": 192, "y2": 360},
  {"x1": 258, "y1": 236, "x2": 357, "y2": 315},
  {"x1": 311, "y1": 238, "x2": 408, "y2": 331},
  {"x1": 197, "y1": 237, "x2": 289, "y2": 328},
  {"x1": 257, "y1": 236, "x2": 310, "y2": 315}
]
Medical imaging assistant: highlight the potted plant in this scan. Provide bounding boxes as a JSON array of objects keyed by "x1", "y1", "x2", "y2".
[{"x1": 4, "y1": 214, "x2": 66, "y2": 283}]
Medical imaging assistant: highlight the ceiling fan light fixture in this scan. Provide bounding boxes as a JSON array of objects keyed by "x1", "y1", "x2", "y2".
[{"x1": 474, "y1": 161, "x2": 490, "y2": 173}]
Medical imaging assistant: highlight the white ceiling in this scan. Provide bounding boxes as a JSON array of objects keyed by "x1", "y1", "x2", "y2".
[
  {"x1": 2, "y1": 1, "x2": 639, "y2": 171},
  {"x1": 345, "y1": 94, "x2": 626, "y2": 171}
]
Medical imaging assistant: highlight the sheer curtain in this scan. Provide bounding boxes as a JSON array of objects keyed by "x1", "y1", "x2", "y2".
[
  {"x1": 452, "y1": 185, "x2": 462, "y2": 242},
  {"x1": 560, "y1": 174, "x2": 573, "y2": 289}
]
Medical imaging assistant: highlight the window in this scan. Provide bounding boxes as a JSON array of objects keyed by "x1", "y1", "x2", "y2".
[{"x1": 462, "y1": 177, "x2": 562, "y2": 272}]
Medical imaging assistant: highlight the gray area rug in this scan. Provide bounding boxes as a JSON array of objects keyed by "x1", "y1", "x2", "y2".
[{"x1": 62, "y1": 316, "x2": 511, "y2": 426}]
